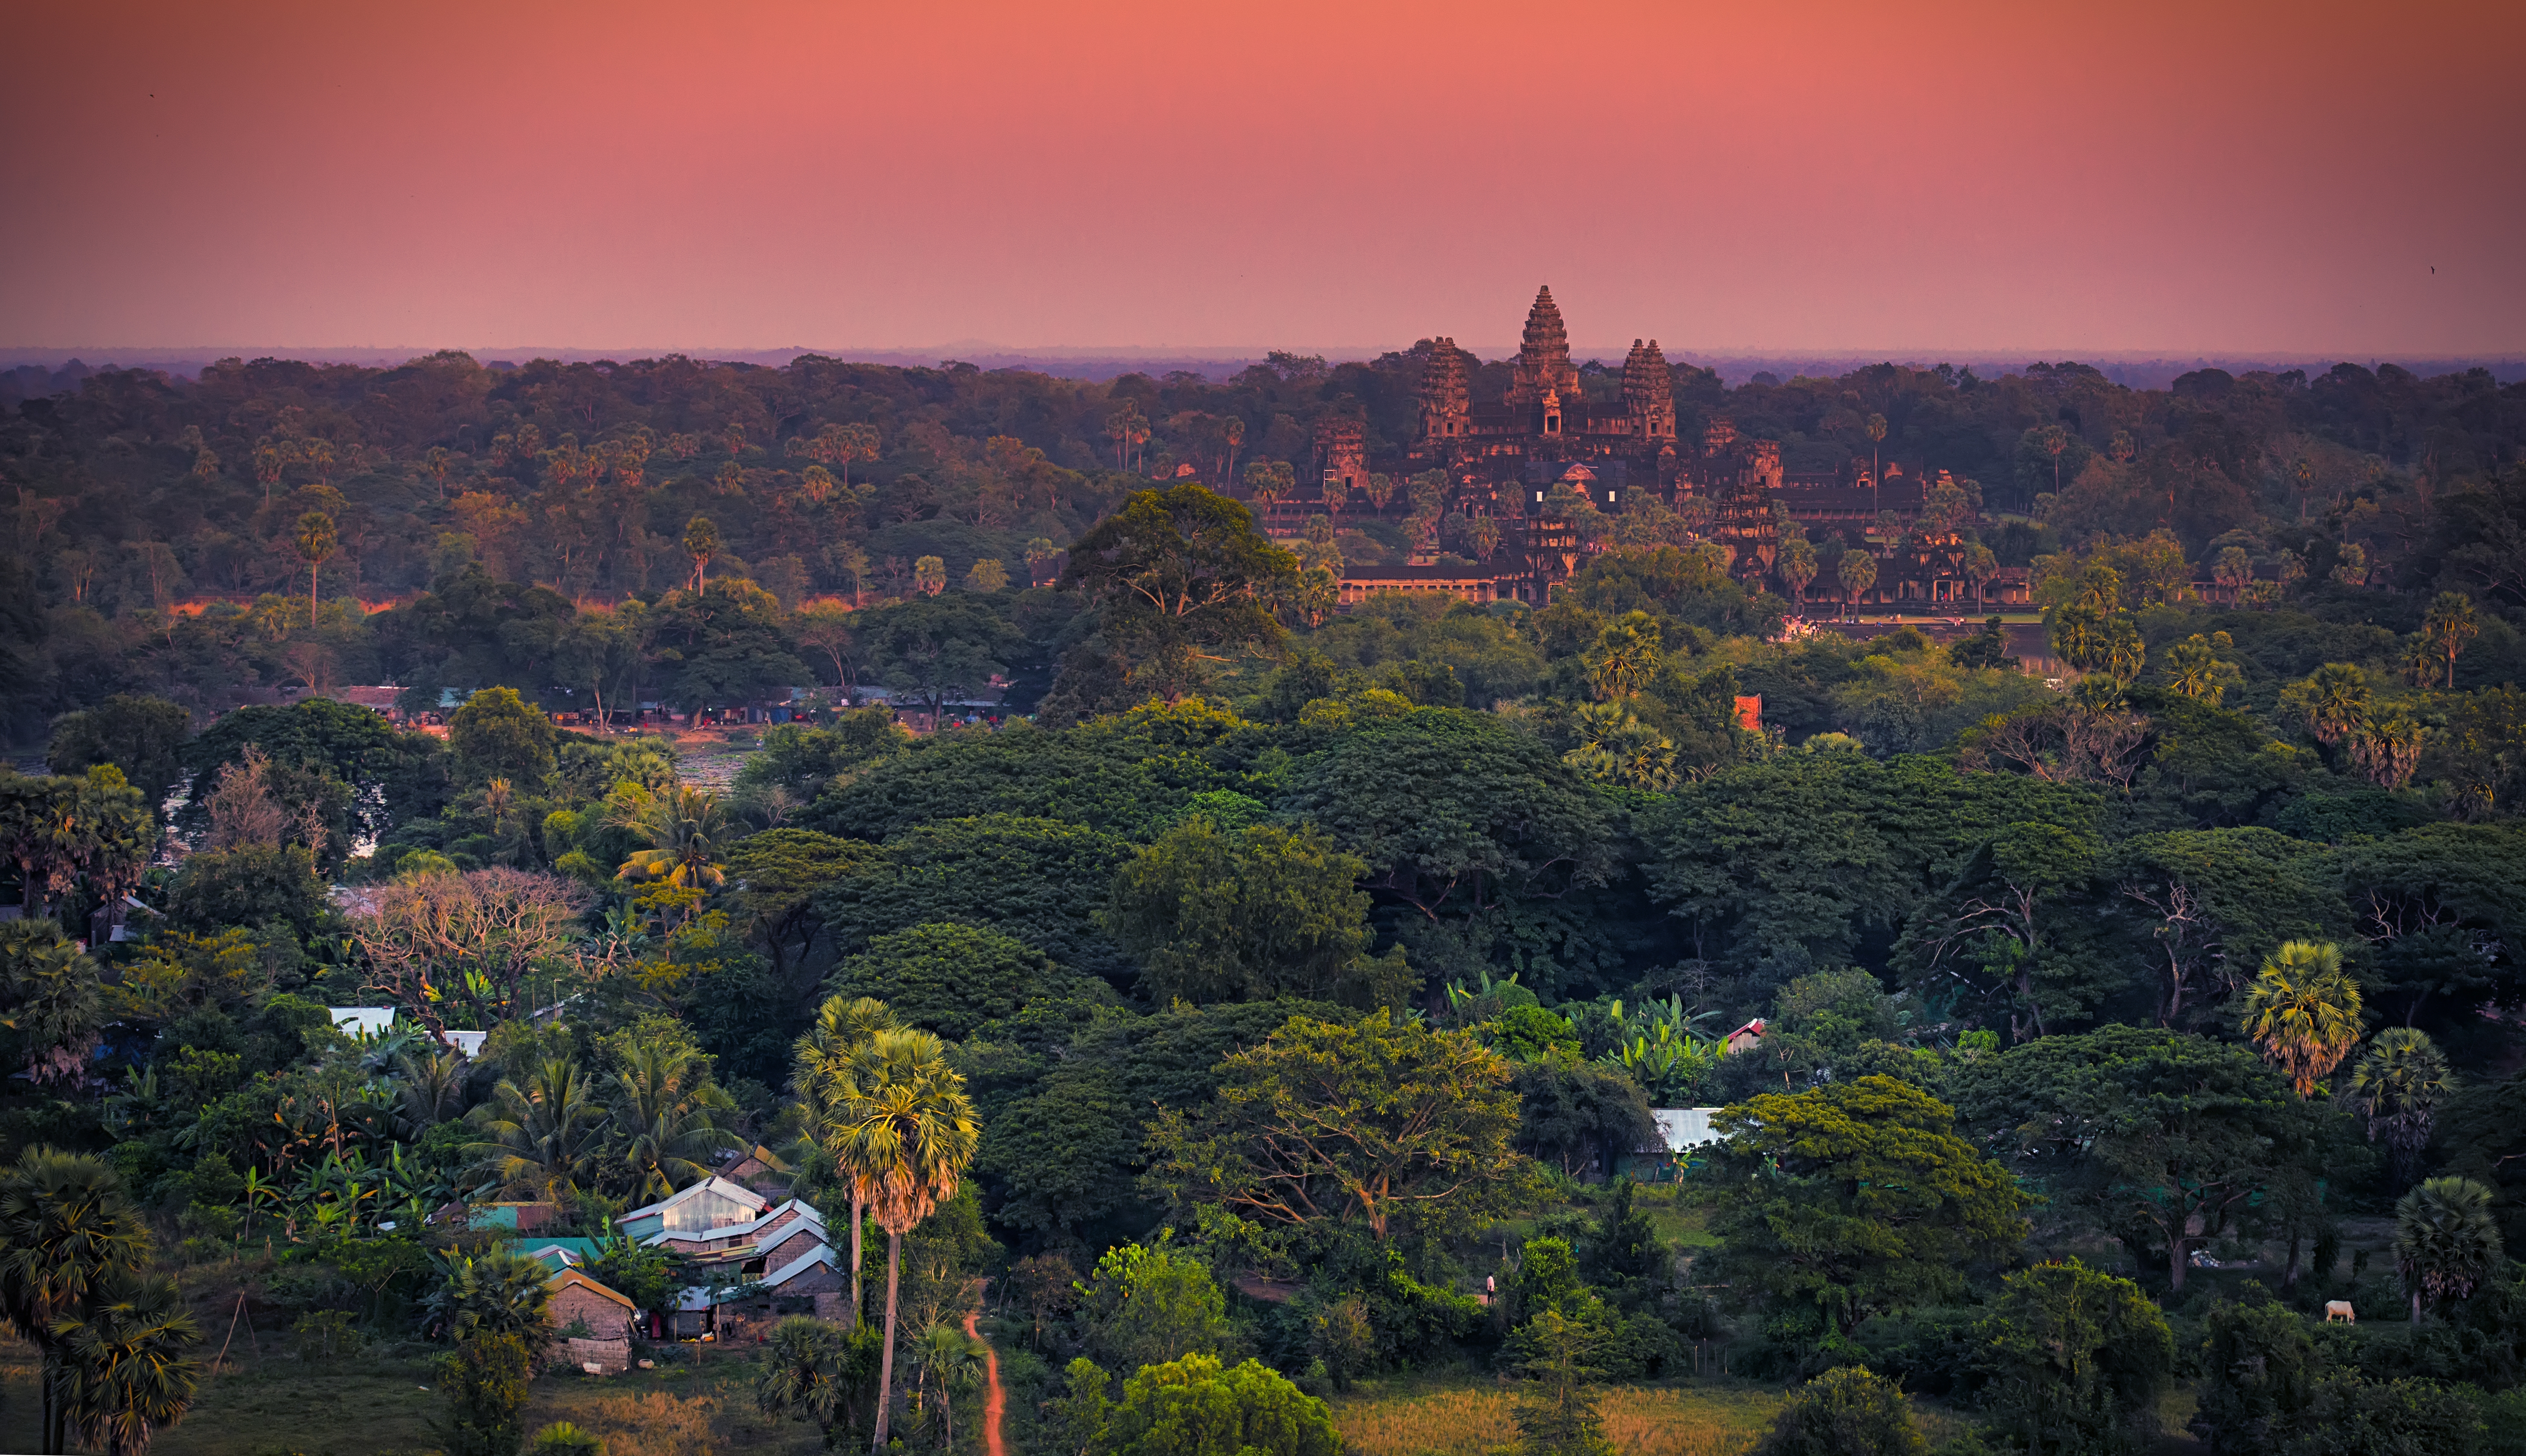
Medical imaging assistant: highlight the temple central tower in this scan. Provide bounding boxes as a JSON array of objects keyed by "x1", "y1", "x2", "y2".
[{"x1": 1506, "y1": 286, "x2": 1581, "y2": 406}]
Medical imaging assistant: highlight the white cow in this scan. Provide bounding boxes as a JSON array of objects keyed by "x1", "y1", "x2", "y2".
[{"x1": 2324, "y1": 1300, "x2": 2356, "y2": 1324}]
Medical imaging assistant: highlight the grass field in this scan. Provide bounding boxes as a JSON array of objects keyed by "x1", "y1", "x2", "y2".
[
  {"x1": 0, "y1": 1331, "x2": 827, "y2": 1456},
  {"x1": 1333, "y1": 1381, "x2": 1785, "y2": 1456}
]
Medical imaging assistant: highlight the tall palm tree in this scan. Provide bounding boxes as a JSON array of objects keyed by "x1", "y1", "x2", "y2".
[
  {"x1": 464, "y1": 1056, "x2": 607, "y2": 1201},
  {"x1": 2239, "y1": 941, "x2": 2364, "y2": 1098},
  {"x1": 0, "y1": 1149, "x2": 154, "y2": 1455},
  {"x1": 2346, "y1": 1028, "x2": 2452, "y2": 1192},
  {"x1": 53, "y1": 1270, "x2": 199, "y2": 1456},
  {"x1": 2394, "y1": 1176, "x2": 2503, "y2": 1324},
  {"x1": 795, "y1": 996, "x2": 904, "y2": 1328},
  {"x1": 826, "y1": 1027, "x2": 979, "y2": 1453},
  {"x1": 2420, "y1": 592, "x2": 2478, "y2": 689},
  {"x1": 609, "y1": 1035, "x2": 742, "y2": 1202}
]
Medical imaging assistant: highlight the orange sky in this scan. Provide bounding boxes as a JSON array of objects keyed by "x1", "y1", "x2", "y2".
[{"x1": 4, "y1": 0, "x2": 2520, "y2": 357}]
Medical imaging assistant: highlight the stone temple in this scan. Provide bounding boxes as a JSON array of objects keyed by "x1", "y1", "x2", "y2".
[{"x1": 1296, "y1": 286, "x2": 2031, "y2": 613}]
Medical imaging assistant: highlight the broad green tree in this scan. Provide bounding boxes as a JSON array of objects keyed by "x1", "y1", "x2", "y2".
[
  {"x1": 1976, "y1": 1260, "x2": 2172, "y2": 1456},
  {"x1": 1146, "y1": 1011, "x2": 1533, "y2": 1244},
  {"x1": 1952, "y1": 1027, "x2": 2300, "y2": 1291},
  {"x1": 1095, "y1": 1352, "x2": 1338, "y2": 1456},
  {"x1": 1074, "y1": 1241, "x2": 1233, "y2": 1379},
  {"x1": 449, "y1": 687, "x2": 558, "y2": 791},
  {"x1": 45, "y1": 695, "x2": 192, "y2": 812},
  {"x1": 824, "y1": 923, "x2": 1054, "y2": 1041},
  {"x1": 1105, "y1": 816, "x2": 1404, "y2": 1007},
  {"x1": 1753, "y1": 1367, "x2": 1923, "y2": 1456},
  {"x1": 1704, "y1": 1077, "x2": 2026, "y2": 1336},
  {"x1": 1057, "y1": 483, "x2": 1295, "y2": 702}
]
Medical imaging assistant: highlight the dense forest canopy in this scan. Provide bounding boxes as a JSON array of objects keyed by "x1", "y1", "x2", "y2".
[{"x1": 1, "y1": 343, "x2": 2524, "y2": 1455}]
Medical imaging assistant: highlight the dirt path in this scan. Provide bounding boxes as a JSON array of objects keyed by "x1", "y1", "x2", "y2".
[{"x1": 964, "y1": 1309, "x2": 1006, "y2": 1456}]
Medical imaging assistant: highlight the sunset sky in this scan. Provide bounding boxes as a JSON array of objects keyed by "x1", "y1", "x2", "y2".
[{"x1": 4, "y1": 0, "x2": 2520, "y2": 358}]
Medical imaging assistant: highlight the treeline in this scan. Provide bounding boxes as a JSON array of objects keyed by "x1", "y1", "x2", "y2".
[{"x1": 4, "y1": 345, "x2": 2525, "y2": 731}]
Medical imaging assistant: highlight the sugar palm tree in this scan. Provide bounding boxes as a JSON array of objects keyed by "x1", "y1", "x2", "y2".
[
  {"x1": 757, "y1": 1315, "x2": 857, "y2": 1447},
  {"x1": 424, "y1": 1244, "x2": 556, "y2": 1346},
  {"x1": 464, "y1": 1056, "x2": 607, "y2": 1200},
  {"x1": 1837, "y1": 549, "x2": 1877, "y2": 619},
  {"x1": 2420, "y1": 592, "x2": 2478, "y2": 689},
  {"x1": 795, "y1": 996, "x2": 904, "y2": 1328},
  {"x1": 2346, "y1": 1028, "x2": 2451, "y2": 1193},
  {"x1": 53, "y1": 1270, "x2": 199, "y2": 1456},
  {"x1": 2239, "y1": 941, "x2": 2364, "y2": 1097},
  {"x1": 909, "y1": 1322, "x2": 987, "y2": 1450},
  {"x1": 1775, "y1": 535, "x2": 1818, "y2": 605},
  {"x1": 2293, "y1": 663, "x2": 2370, "y2": 745},
  {"x1": 609, "y1": 1035, "x2": 742, "y2": 1202},
  {"x1": 2394, "y1": 1176, "x2": 2503, "y2": 1324},
  {"x1": 0, "y1": 1148, "x2": 154, "y2": 1455},
  {"x1": 826, "y1": 1027, "x2": 979, "y2": 1452}
]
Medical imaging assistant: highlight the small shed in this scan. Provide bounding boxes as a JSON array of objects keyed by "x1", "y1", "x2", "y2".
[
  {"x1": 1723, "y1": 1019, "x2": 1766, "y2": 1056},
  {"x1": 566, "y1": 1336, "x2": 632, "y2": 1376},
  {"x1": 472, "y1": 1201, "x2": 560, "y2": 1236},
  {"x1": 546, "y1": 1267, "x2": 636, "y2": 1342},
  {"x1": 1615, "y1": 1107, "x2": 1730, "y2": 1183}
]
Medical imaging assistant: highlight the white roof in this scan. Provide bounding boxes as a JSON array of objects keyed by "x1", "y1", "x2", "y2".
[
  {"x1": 438, "y1": 1030, "x2": 487, "y2": 1059},
  {"x1": 640, "y1": 1197, "x2": 825, "y2": 1249},
  {"x1": 329, "y1": 1007, "x2": 396, "y2": 1038},
  {"x1": 1651, "y1": 1108, "x2": 1728, "y2": 1152},
  {"x1": 621, "y1": 1175, "x2": 769, "y2": 1225},
  {"x1": 760, "y1": 1245, "x2": 840, "y2": 1290}
]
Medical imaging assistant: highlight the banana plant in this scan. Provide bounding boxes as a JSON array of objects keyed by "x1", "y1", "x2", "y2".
[
  {"x1": 239, "y1": 1166, "x2": 288, "y2": 1247},
  {"x1": 1441, "y1": 970, "x2": 1525, "y2": 1024},
  {"x1": 1601, "y1": 995, "x2": 1721, "y2": 1105}
]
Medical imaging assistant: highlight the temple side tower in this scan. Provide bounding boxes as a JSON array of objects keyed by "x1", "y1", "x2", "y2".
[
  {"x1": 1621, "y1": 338, "x2": 1676, "y2": 442},
  {"x1": 1419, "y1": 338, "x2": 1470, "y2": 439}
]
